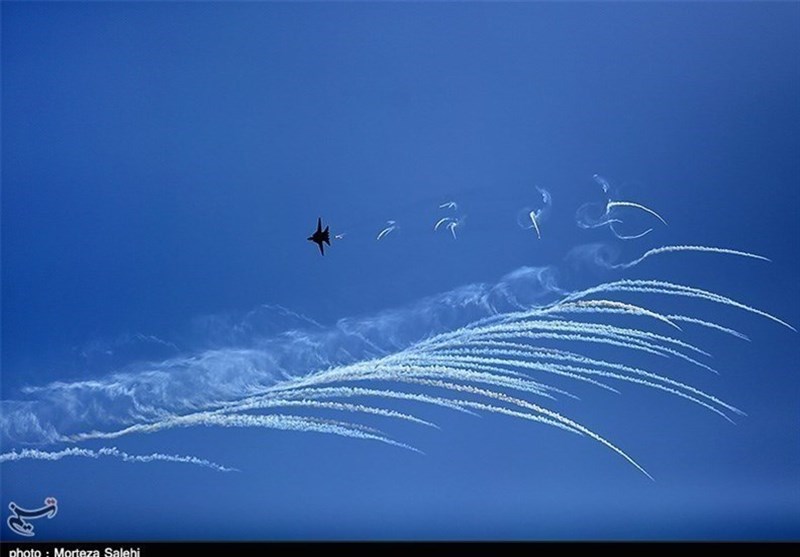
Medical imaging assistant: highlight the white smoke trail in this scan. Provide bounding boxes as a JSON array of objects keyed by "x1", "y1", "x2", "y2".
[
  {"x1": 424, "y1": 347, "x2": 741, "y2": 419},
  {"x1": 567, "y1": 279, "x2": 796, "y2": 332},
  {"x1": 458, "y1": 317, "x2": 713, "y2": 361},
  {"x1": 665, "y1": 315, "x2": 749, "y2": 341},
  {"x1": 528, "y1": 211, "x2": 541, "y2": 239},
  {"x1": 606, "y1": 201, "x2": 668, "y2": 226},
  {"x1": 0, "y1": 446, "x2": 236, "y2": 472},
  {"x1": 543, "y1": 300, "x2": 683, "y2": 331},
  {"x1": 409, "y1": 353, "x2": 618, "y2": 394},
  {"x1": 304, "y1": 360, "x2": 559, "y2": 402},
  {"x1": 435, "y1": 216, "x2": 465, "y2": 239},
  {"x1": 2, "y1": 244, "x2": 793, "y2": 477},
  {"x1": 429, "y1": 329, "x2": 668, "y2": 360},
  {"x1": 66, "y1": 412, "x2": 418, "y2": 454},
  {"x1": 516, "y1": 187, "x2": 551, "y2": 239},
  {"x1": 608, "y1": 223, "x2": 653, "y2": 240},
  {"x1": 218, "y1": 398, "x2": 440, "y2": 429},
  {"x1": 434, "y1": 217, "x2": 453, "y2": 231},
  {"x1": 405, "y1": 378, "x2": 654, "y2": 480},
  {"x1": 593, "y1": 174, "x2": 611, "y2": 194},
  {"x1": 463, "y1": 328, "x2": 718, "y2": 374},
  {"x1": 578, "y1": 176, "x2": 665, "y2": 240},
  {"x1": 448, "y1": 221, "x2": 459, "y2": 239},
  {"x1": 256, "y1": 385, "x2": 479, "y2": 416},
  {"x1": 612, "y1": 245, "x2": 770, "y2": 270},
  {"x1": 376, "y1": 220, "x2": 398, "y2": 240}
]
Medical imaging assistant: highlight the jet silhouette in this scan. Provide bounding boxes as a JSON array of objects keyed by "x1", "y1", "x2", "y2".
[{"x1": 308, "y1": 217, "x2": 331, "y2": 256}]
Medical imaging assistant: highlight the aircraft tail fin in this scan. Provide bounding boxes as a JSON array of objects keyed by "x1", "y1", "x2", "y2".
[{"x1": 323, "y1": 226, "x2": 331, "y2": 245}]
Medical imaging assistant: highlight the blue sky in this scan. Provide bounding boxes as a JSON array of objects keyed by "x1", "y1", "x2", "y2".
[{"x1": 2, "y1": 2, "x2": 799, "y2": 540}]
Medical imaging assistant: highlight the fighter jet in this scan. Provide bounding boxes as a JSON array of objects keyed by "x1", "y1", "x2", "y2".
[{"x1": 307, "y1": 217, "x2": 331, "y2": 256}]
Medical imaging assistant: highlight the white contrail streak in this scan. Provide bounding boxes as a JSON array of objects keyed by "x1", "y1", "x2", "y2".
[
  {"x1": 612, "y1": 245, "x2": 770, "y2": 270},
  {"x1": 609, "y1": 223, "x2": 652, "y2": 240},
  {"x1": 460, "y1": 318, "x2": 713, "y2": 360},
  {"x1": 261, "y1": 385, "x2": 479, "y2": 416},
  {"x1": 377, "y1": 221, "x2": 398, "y2": 240},
  {"x1": 593, "y1": 174, "x2": 611, "y2": 193},
  {"x1": 317, "y1": 361, "x2": 559, "y2": 401},
  {"x1": 432, "y1": 320, "x2": 719, "y2": 373},
  {"x1": 218, "y1": 398, "x2": 439, "y2": 429},
  {"x1": 448, "y1": 221, "x2": 458, "y2": 240},
  {"x1": 607, "y1": 201, "x2": 668, "y2": 226},
  {"x1": 66, "y1": 412, "x2": 420, "y2": 453},
  {"x1": 567, "y1": 279, "x2": 796, "y2": 332},
  {"x1": 0, "y1": 447, "x2": 236, "y2": 472},
  {"x1": 434, "y1": 217, "x2": 453, "y2": 231},
  {"x1": 407, "y1": 378, "x2": 654, "y2": 480},
  {"x1": 543, "y1": 300, "x2": 682, "y2": 331},
  {"x1": 425, "y1": 348, "x2": 741, "y2": 419},
  {"x1": 408, "y1": 353, "x2": 617, "y2": 394},
  {"x1": 529, "y1": 210, "x2": 541, "y2": 239},
  {"x1": 665, "y1": 315, "x2": 749, "y2": 341}
]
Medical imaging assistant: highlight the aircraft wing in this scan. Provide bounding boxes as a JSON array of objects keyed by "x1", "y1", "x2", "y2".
[{"x1": 318, "y1": 241, "x2": 325, "y2": 256}]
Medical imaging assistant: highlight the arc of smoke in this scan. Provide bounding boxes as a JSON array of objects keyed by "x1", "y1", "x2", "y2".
[
  {"x1": 528, "y1": 211, "x2": 542, "y2": 239},
  {"x1": 223, "y1": 356, "x2": 566, "y2": 417},
  {"x1": 65, "y1": 412, "x2": 415, "y2": 453},
  {"x1": 447, "y1": 221, "x2": 459, "y2": 240},
  {"x1": 257, "y1": 385, "x2": 480, "y2": 416},
  {"x1": 418, "y1": 295, "x2": 690, "y2": 351},
  {"x1": 519, "y1": 186, "x2": 551, "y2": 239},
  {"x1": 434, "y1": 217, "x2": 454, "y2": 231},
  {"x1": 427, "y1": 347, "x2": 741, "y2": 419},
  {"x1": 424, "y1": 328, "x2": 669, "y2": 362},
  {"x1": 612, "y1": 245, "x2": 771, "y2": 270},
  {"x1": 278, "y1": 362, "x2": 641, "y2": 453},
  {"x1": 409, "y1": 352, "x2": 617, "y2": 395},
  {"x1": 400, "y1": 353, "x2": 538, "y2": 381},
  {"x1": 307, "y1": 360, "x2": 560, "y2": 402},
  {"x1": 578, "y1": 216, "x2": 625, "y2": 230},
  {"x1": 436, "y1": 339, "x2": 707, "y2": 398},
  {"x1": 460, "y1": 317, "x2": 713, "y2": 360},
  {"x1": 665, "y1": 315, "x2": 749, "y2": 341},
  {"x1": 67, "y1": 412, "x2": 389, "y2": 442},
  {"x1": 376, "y1": 221, "x2": 398, "y2": 241},
  {"x1": 607, "y1": 201, "x2": 668, "y2": 226},
  {"x1": 0, "y1": 446, "x2": 237, "y2": 472},
  {"x1": 469, "y1": 326, "x2": 718, "y2": 374},
  {"x1": 446, "y1": 354, "x2": 734, "y2": 423},
  {"x1": 533, "y1": 299, "x2": 748, "y2": 342},
  {"x1": 542, "y1": 300, "x2": 683, "y2": 331},
  {"x1": 593, "y1": 174, "x2": 611, "y2": 193},
  {"x1": 401, "y1": 355, "x2": 587, "y2": 399},
  {"x1": 218, "y1": 398, "x2": 439, "y2": 429},
  {"x1": 286, "y1": 361, "x2": 563, "y2": 412},
  {"x1": 318, "y1": 371, "x2": 588, "y2": 437},
  {"x1": 567, "y1": 279, "x2": 796, "y2": 332},
  {"x1": 609, "y1": 223, "x2": 653, "y2": 240},
  {"x1": 406, "y1": 377, "x2": 654, "y2": 480},
  {"x1": 434, "y1": 216, "x2": 464, "y2": 239}
]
